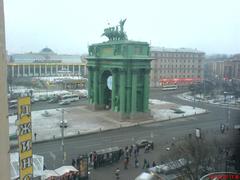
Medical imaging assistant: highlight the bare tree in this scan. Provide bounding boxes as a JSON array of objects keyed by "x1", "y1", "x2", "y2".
[{"x1": 160, "y1": 131, "x2": 233, "y2": 180}]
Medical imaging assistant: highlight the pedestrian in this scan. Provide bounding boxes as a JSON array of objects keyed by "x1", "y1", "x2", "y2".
[
  {"x1": 72, "y1": 158, "x2": 76, "y2": 167},
  {"x1": 146, "y1": 161, "x2": 150, "y2": 168},
  {"x1": 126, "y1": 156, "x2": 129, "y2": 164},
  {"x1": 148, "y1": 144, "x2": 151, "y2": 151},
  {"x1": 34, "y1": 132, "x2": 37, "y2": 141},
  {"x1": 134, "y1": 148, "x2": 137, "y2": 158},
  {"x1": 142, "y1": 158, "x2": 147, "y2": 169},
  {"x1": 124, "y1": 158, "x2": 128, "y2": 169},
  {"x1": 136, "y1": 146, "x2": 140, "y2": 155},
  {"x1": 152, "y1": 160, "x2": 156, "y2": 167},
  {"x1": 144, "y1": 145, "x2": 149, "y2": 153},
  {"x1": 129, "y1": 146, "x2": 133, "y2": 157},
  {"x1": 125, "y1": 149, "x2": 129, "y2": 158},
  {"x1": 89, "y1": 152, "x2": 93, "y2": 163},
  {"x1": 76, "y1": 157, "x2": 80, "y2": 168},
  {"x1": 135, "y1": 158, "x2": 139, "y2": 168},
  {"x1": 115, "y1": 168, "x2": 120, "y2": 179}
]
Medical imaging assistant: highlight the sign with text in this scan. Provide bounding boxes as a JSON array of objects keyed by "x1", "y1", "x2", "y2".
[{"x1": 17, "y1": 97, "x2": 33, "y2": 180}]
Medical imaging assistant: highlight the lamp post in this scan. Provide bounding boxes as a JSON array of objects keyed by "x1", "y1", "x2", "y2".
[
  {"x1": 227, "y1": 103, "x2": 230, "y2": 131},
  {"x1": 193, "y1": 87, "x2": 196, "y2": 109},
  {"x1": 56, "y1": 108, "x2": 67, "y2": 165}
]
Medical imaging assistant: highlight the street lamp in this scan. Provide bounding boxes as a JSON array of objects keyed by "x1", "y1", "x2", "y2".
[
  {"x1": 227, "y1": 103, "x2": 230, "y2": 131},
  {"x1": 56, "y1": 108, "x2": 68, "y2": 165}
]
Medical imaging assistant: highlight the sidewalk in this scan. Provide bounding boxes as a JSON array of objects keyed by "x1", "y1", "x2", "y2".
[{"x1": 89, "y1": 142, "x2": 173, "y2": 180}]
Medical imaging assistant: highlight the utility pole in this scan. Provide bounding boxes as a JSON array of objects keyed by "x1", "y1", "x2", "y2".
[
  {"x1": 203, "y1": 79, "x2": 206, "y2": 99},
  {"x1": 56, "y1": 108, "x2": 67, "y2": 165},
  {"x1": 227, "y1": 104, "x2": 230, "y2": 130},
  {"x1": 0, "y1": 0, "x2": 11, "y2": 178},
  {"x1": 193, "y1": 86, "x2": 196, "y2": 109},
  {"x1": 61, "y1": 109, "x2": 65, "y2": 165}
]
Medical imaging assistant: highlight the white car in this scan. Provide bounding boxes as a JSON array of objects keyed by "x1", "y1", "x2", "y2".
[
  {"x1": 60, "y1": 120, "x2": 68, "y2": 128},
  {"x1": 58, "y1": 101, "x2": 71, "y2": 105}
]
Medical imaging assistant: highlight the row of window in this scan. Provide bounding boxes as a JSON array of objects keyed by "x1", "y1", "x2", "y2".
[
  {"x1": 154, "y1": 65, "x2": 202, "y2": 68},
  {"x1": 152, "y1": 74, "x2": 201, "y2": 79},
  {"x1": 7, "y1": 65, "x2": 85, "y2": 77},
  {"x1": 152, "y1": 59, "x2": 202, "y2": 64},
  {"x1": 153, "y1": 69, "x2": 201, "y2": 73},
  {"x1": 151, "y1": 52, "x2": 203, "y2": 58}
]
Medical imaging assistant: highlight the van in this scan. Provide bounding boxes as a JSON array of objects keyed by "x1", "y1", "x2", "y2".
[{"x1": 135, "y1": 172, "x2": 159, "y2": 180}]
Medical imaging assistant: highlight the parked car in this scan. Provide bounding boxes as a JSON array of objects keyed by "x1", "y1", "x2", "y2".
[
  {"x1": 59, "y1": 100, "x2": 71, "y2": 105},
  {"x1": 48, "y1": 98, "x2": 59, "y2": 103},
  {"x1": 135, "y1": 139, "x2": 154, "y2": 149},
  {"x1": 9, "y1": 132, "x2": 18, "y2": 140}
]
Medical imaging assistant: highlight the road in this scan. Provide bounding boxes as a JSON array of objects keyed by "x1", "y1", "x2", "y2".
[
  {"x1": 8, "y1": 98, "x2": 88, "y2": 115},
  {"x1": 29, "y1": 88, "x2": 240, "y2": 171}
]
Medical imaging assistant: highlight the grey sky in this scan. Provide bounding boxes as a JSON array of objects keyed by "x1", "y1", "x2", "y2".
[{"x1": 4, "y1": 0, "x2": 240, "y2": 55}]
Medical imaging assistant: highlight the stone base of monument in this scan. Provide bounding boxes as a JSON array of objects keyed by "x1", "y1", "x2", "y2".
[
  {"x1": 130, "y1": 112, "x2": 153, "y2": 121},
  {"x1": 108, "y1": 111, "x2": 153, "y2": 121},
  {"x1": 87, "y1": 104, "x2": 106, "y2": 111}
]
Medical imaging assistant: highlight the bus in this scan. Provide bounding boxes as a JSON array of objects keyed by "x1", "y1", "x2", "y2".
[
  {"x1": 60, "y1": 94, "x2": 80, "y2": 102},
  {"x1": 8, "y1": 100, "x2": 18, "y2": 109},
  {"x1": 161, "y1": 84, "x2": 178, "y2": 91}
]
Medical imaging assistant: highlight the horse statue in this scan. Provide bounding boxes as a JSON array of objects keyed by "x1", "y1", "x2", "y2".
[{"x1": 102, "y1": 19, "x2": 128, "y2": 41}]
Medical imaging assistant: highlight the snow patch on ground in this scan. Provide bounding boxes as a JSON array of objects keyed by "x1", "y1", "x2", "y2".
[
  {"x1": 9, "y1": 99, "x2": 206, "y2": 143},
  {"x1": 178, "y1": 92, "x2": 240, "y2": 109}
]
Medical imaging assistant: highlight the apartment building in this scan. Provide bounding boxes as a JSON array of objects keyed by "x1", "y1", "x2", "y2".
[
  {"x1": 150, "y1": 47, "x2": 205, "y2": 87},
  {"x1": 209, "y1": 54, "x2": 240, "y2": 80}
]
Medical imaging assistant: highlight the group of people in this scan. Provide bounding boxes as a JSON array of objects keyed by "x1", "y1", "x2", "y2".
[
  {"x1": 122, "y1": 145, "x2": 140, "y2": 169},
  {"x1": 71, "y1": 143, "x2": 155, "y2": 179},
  {"x1": 114, "y1": 144, "x2": 156, "y2": 179}
]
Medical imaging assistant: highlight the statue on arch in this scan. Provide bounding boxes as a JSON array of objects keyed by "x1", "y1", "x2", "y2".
[{"x1": 102, "y1": 19, "x2": 128, "y2": 41}]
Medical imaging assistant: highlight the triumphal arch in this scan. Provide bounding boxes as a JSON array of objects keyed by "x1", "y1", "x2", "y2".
[{"x1": 86, "y1": 19, "x2": 153, "y2": 119}]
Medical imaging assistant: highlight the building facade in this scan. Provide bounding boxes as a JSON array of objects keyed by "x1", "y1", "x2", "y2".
[
  {"x1": 209, "y1": 54, "x2": 240, "y2": 80},
  {"x1": 150, "y1": 47, "x2": 204, "y2": 87},
  {"x1": 0, "y1": 0, "x2": 11, "y2": 179},
  {"x1": 7, "y1": 48, "x2": 87, "y2": 78}
]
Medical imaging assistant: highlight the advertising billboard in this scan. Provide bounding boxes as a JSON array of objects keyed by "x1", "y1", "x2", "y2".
[{"x1": 17, "y1": 97, "x2": 33, "y2": 180}]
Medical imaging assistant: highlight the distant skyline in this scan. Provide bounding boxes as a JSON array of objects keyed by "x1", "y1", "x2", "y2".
[{"x1": 4, "y1": 0, "x2": 240, "y2": 55}]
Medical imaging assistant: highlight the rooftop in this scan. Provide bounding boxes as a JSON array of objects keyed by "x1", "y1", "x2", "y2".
[
  {"x1": 151, "y1": 47, "x2": 204, "y2": 53},
  {"x1": 8, "y1": 48, "x2": 85, "y2": 64}
]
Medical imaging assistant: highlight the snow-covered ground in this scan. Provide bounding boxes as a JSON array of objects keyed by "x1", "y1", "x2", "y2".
[
  {"x1": 178, "y1": 92, "x2": 240, "y2": 108},
  {"x1": 9, "y1": 99, "x2": 206, "y2": 143},
  {"x1": 33, "y1": 76, "x2": 87, "y2": 83},
  {"x1": 10, "y1": 86, "x2": 88, "y2": 100},
  {"x1": 149, "y1": 99, "x2": 206, "y2": 120}
]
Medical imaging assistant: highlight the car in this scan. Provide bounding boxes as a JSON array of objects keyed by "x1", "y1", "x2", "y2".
[
  {"x1": 48, "y1": 98, "x2": 59, "y2": 103},
  {"x1": 9, "y1": 104, "x2": 17, "y2": 109},
  {"x1": 60, "y1": 120, "x2": 68, "y2": 128},
  {"x1": 58, "y1": 100, "x2": 71, "y2": 105},
  {"x1": 135, "y1": 139, "x2": 154, "y2": 149},
  {"x1": 9, "y1": 133, "x2": 18, "y2": 140}
]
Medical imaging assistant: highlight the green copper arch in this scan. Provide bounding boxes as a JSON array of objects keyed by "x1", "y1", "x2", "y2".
[{"x1": 87, "y1": 39, "x2": 153, "y2": 119}]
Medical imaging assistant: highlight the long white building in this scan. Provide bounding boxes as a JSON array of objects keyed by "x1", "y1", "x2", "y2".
[{"x1": 8, "y1": 48, "x2": 87, "y2": 78}]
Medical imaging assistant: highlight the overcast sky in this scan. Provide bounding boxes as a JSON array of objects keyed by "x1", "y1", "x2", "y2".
[{"x1": 3, "y1": 0, "x2": 240, "y2": 55}]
